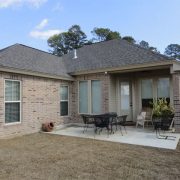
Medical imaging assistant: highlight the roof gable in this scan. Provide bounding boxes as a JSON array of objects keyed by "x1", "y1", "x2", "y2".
[{"x1": 0, "y1": 44, "x2": 71, "y2": 79}]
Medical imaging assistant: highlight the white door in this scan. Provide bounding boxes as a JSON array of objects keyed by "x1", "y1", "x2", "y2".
[{"x1": 119, "y1": 81, "x2": 132, "y2": 121}]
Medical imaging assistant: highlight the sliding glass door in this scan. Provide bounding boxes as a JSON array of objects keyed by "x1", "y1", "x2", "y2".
[{"x1": 119, "y1": 81, "x2": 132, "y2": 121}]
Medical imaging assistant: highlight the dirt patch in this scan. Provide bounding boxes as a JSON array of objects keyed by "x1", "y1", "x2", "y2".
[{"x1": 0, "y1": 133, "x2": 180, "y2": 180}]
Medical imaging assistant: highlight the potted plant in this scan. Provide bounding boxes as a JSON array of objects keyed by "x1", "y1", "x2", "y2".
[
  {"x1": 152, "y1": 98, "x2": 175, "y2": 130},
  {"x1": 152, "y1": 98, "x2": 174, "y2": 118}
]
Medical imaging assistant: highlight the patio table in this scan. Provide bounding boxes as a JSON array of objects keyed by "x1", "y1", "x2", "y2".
[{"x1": 81, "y1": 113, "x2": 117, "y2": 134}]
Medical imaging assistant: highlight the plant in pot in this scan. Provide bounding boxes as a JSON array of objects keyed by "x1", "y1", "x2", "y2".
[{"x1": 152, "y1": 98, "x2": 175, "y2": 130}]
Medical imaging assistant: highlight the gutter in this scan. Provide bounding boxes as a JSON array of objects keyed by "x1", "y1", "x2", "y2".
[{"x1": 0, "y1": 66, "x2": 74, "y2": 81}]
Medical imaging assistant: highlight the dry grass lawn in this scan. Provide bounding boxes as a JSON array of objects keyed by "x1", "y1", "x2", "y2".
[{"x1": 0, "y1": 133, "x2": 180, "y2": 180}]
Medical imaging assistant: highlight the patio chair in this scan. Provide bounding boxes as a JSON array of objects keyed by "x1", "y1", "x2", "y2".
[
  {"x1": 115, "y1": 115, "x2": 128, "y2": 135},
  {"x1": 81, "y1": 114, "x2": 95, "y2": 133},
  {"x1": 136, "y1": 110, "x2": 153, "y2": 129},
  {"x1": 103, "y1": 112, "x2": 117, "y2": 134},
  {"x1": 153, "y1": 115, "x2": 176, "y2": 140},
  {"x1": 93, "y1": 114, "x2": 111, "y2": 136}
]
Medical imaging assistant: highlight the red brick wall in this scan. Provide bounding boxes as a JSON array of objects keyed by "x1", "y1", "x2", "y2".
[
  {"x1": 172, "y1": 73, "x2": 180, "y2": 132},
  {"x1": 0, "y1": 72, "x2": 72, "y2": 138}
]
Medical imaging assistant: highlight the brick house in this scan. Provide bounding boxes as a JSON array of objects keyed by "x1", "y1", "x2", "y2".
[{"x1": 0, "y1": 39, "x2": 180, "y2": 138}]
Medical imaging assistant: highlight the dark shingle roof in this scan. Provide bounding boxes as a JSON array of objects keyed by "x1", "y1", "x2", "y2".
[
  {"x1": 0, "y1": 44, "x2": 71, "y2": 79},
  {"x1": 0, "y1": 40, "x2": 174, "y2": 79},
  {"x1": 62, "y1": 39, "x2": 173, "y2": 74}
]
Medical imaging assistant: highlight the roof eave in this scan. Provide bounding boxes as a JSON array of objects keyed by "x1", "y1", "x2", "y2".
[
  {"x1": 70, "y1": 61, "x2": 173, "y2": 75},
  {"x1": 0, "y1": 66, "x2": 74, "y2": 81}
]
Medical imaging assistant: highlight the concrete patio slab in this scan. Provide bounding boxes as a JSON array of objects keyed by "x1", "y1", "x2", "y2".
[{"x1": 49, "y1": 126, "x2": 180, "y2": 150}]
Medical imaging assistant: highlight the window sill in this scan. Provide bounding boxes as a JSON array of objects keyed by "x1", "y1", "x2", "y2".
[{"x1": 4, "y1": 122, "x2": 22, "y2": 126}]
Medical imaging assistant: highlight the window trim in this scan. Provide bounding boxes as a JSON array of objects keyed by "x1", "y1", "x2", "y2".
[
  {"x1": 78, "y1": 80, "x2": 89, "y2": 114},
  {"x1": 4, "y1": 79, "x2": 22, "y2": 125},
  {"x1": 157, "y1": 77, "x2": 170, "y2": 99},
  {"x1": 140, "y1": 78, "x2": 154, "y2": 108},
  {"x1": 91, "y1": 80, "x2": 102, "y2": 114},
  {"x1": 139, "y1": 76, "x2": 171, "y2": 109},
  {"x1": 78, "y1": 80, "x2": 102, "y2": 115},
  {"x1": 60, "y1": 85, "x2": 69, "y2": 117}
]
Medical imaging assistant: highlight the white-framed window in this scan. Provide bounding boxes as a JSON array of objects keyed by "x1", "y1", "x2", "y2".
[
  {"x1": 140, "y1": 77, "x2": 171, "y2": 108},
  {"x1": 157, "y1": 78, "x2": 170, "y2": 99},
  {"x1": 5, "y1": 80, "x2": 21, "y2": 124},
  {"x1": 91, "y1": 80, "x2": 101, "y2": 114},
  {"x1": 60, "y1": 85, "x2": 69, "y2": 116},
  {"x1": 79, "y1": 81, "x2": 88, "y2": 114},
  {"x1": 120, "y1": 82, "x2": 130, "y2": 110},
  {"x1": 79, "y1": 80, "x2": 101, "y2": 114},
  {"x1": 141, "y1": 79, "x2": 153, "y2": 108}
]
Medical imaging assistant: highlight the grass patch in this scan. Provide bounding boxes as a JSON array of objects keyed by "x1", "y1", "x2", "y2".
[{"x1": 0, "y1": 133, "x2": 180, "y2": 180}]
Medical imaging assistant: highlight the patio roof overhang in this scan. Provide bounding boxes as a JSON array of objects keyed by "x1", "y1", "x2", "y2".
[{"x1": 70, "y1": 61, "x2": 176, "y2": 76}]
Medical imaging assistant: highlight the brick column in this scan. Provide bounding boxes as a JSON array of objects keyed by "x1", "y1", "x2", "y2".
[
  {"x1": 102, "y1": 74, "x2": 110, "y2": 113},
  {"x1": 172, "y1": 73, "x2": 180, "y2": 132}
]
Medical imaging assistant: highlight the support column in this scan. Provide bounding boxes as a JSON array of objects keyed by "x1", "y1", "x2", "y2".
[{"x1": 172, "y1": 73, "x2": 180, "y2": 132}]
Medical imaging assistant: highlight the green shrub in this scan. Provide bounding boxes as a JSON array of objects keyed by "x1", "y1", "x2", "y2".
[{"x1": 151, "y1": 98, "x2": 174, "y2": 118}]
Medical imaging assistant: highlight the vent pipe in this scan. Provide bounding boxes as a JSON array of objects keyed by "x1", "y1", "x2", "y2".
[{"x1": 73, "y1": 49, "x2": 77, "y2": 59}]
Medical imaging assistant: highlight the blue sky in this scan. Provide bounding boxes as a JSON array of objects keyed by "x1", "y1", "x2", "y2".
[{"x1": 0, "y1": 0, "x2": 179, "y2": 53}]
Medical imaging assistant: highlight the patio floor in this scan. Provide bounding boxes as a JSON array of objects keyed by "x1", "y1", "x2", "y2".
[{"x1": 49, "y1": 125, "x2": 180, "y2": 150}]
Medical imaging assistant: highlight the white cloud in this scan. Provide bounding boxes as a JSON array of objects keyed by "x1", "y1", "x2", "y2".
[
  {"x1": 36, "y1": 18, "x2": 48, "y2": 29},
  {"x1": 29, "y1": 29, "x2": 62, "y2": 40},
  {"x1": 0, "y1": 0, "x2": 47, "y2": 8}
]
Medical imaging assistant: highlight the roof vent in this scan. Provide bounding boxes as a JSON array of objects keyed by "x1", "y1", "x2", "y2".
[{"x1": 73, "y1": 49, "x2": 77, "y2": 59}]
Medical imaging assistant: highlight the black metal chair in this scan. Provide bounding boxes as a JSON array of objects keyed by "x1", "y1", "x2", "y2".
[
  {"x1": 103, "y1": 112, "x2": 117, "y2": 134},
  {"x1": 115, "y1": 115, "x2": 128, "y2": 136},
  {"x1": 93, "y1": 114, "x2": 111, "y2": 136},
  {"x1": 153, "y1": 115, "x2": 176, "y2": 140},
  {"x1": 81, "y1": 114, "x2": 95, "y2": 133},
  {"x1": 93, "y1": 113, "x2": 117, "y2": 136}
]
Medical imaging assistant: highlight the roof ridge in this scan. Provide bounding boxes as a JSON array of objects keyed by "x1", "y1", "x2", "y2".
[{"x1": 84, "y1": 38, "x2": 120, "y2": 47}]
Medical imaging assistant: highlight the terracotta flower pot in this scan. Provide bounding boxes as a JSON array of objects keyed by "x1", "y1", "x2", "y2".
[{"x1": 42, "y1": 122, "x2": 54, "y2": 132}]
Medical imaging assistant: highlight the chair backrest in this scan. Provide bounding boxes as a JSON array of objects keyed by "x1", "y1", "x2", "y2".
[
  {"x1": 140, "y1": 112, "x2": 146, "y2": 119},
  {"x1": 94, "y1": 115, "x2": 109, "y2": 127},
  {"x1": 121, "y1": 115, "x2": 128, "y2": 125},
  {"x1": 81, "y1": 114, "x2": 94, "y2": 124},
  {"x1": 161, "y1": 115, "x2": 174, "y2": 130}
]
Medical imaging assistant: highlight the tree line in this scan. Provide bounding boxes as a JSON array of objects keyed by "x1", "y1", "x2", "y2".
[{"x1": 47, "y1": 24, "x2": 180, "y2": 60}]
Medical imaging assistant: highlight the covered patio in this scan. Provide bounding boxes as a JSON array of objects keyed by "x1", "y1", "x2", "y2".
[{"x1": 49, "y1": 124, "x2": 180, "y2": 150}]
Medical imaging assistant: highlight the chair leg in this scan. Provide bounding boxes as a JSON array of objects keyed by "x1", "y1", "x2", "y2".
[
  {"x1": 136, "y1": 122, "x2": 138, "y2": 128},
  {"x1": 151, "y1": 121, "x2": 153, "y2": 126},
  {"x1": 83, "y1": 124, "x2": 87, "y2": 133},
  {"x1": 155, "y1": 129, "x2": 158, "y2": 138},
  {"x1": 119, "y1": 126, "x2": 123, "y2": 136},
  {"x1": 94, "y1": 127, "x2": 97, "y2": 134},
  {"x1": 156, "y1": 128, "x2": 176, "y2": 140},
  {"x1": 107, "y1": 127, "x2": 110, "y2": 138},
  {"x1": 124, "y1": 126, "x2": 127, "y2": 134}
]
